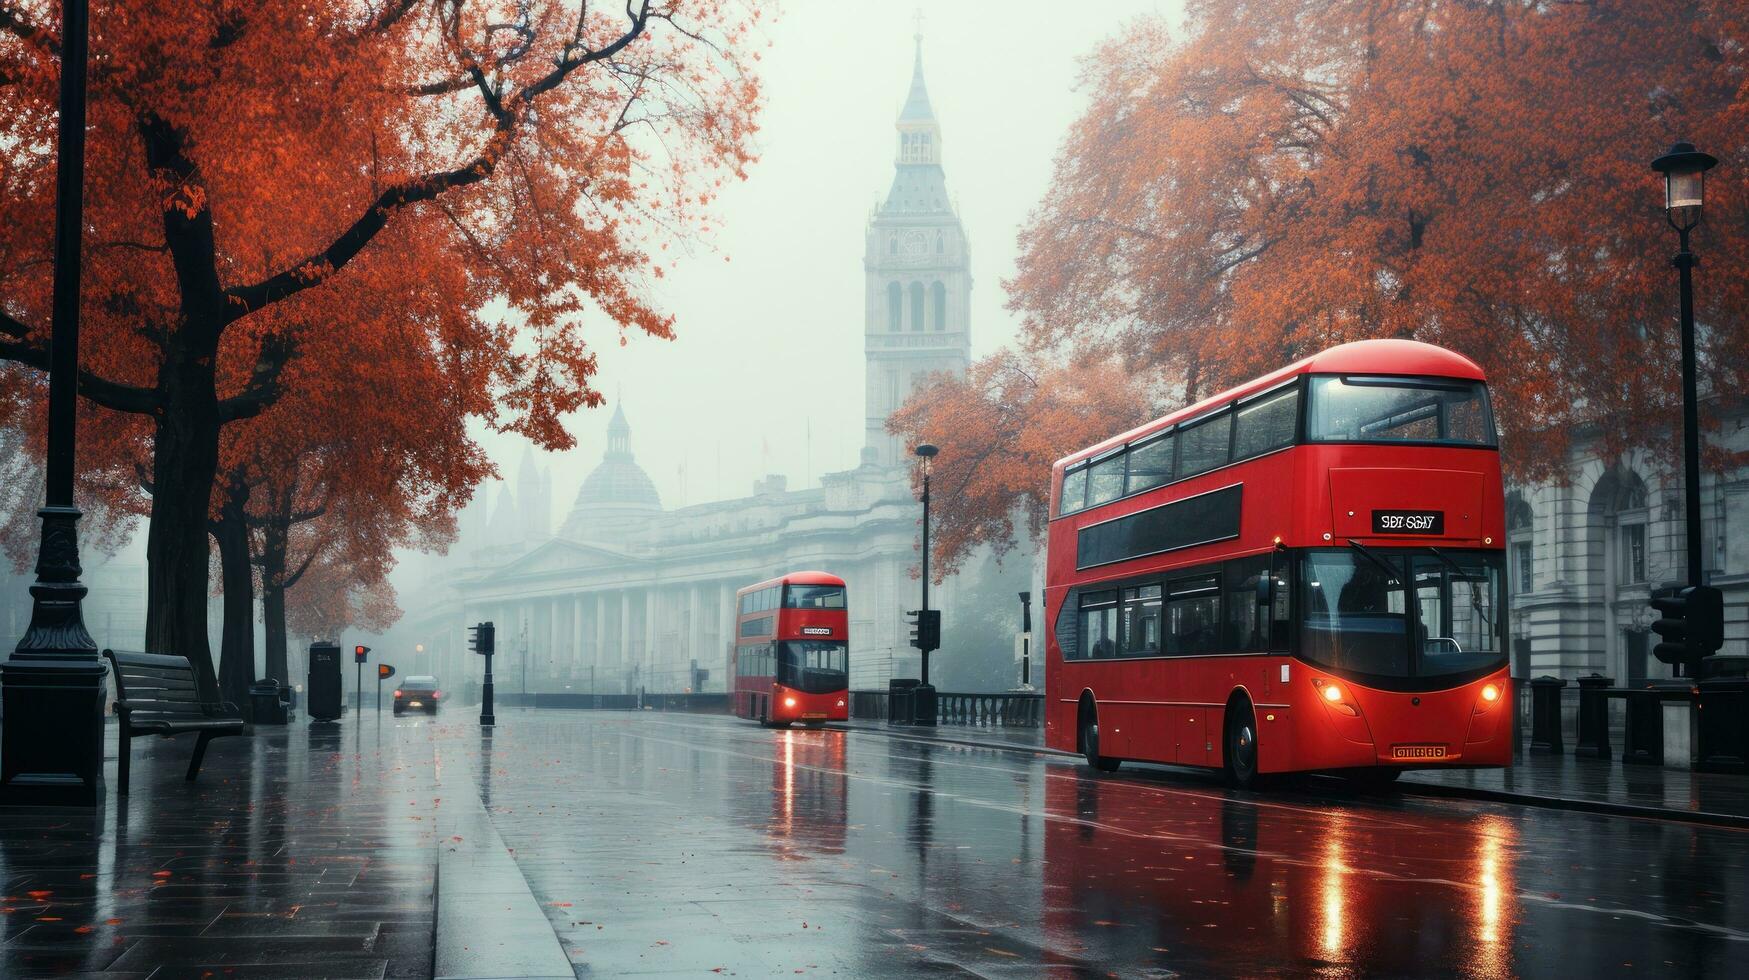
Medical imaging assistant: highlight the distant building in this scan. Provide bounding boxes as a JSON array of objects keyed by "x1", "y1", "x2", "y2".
[
  {"x1": 1507, "y1": 403, "x2": 1749, "y2": 682},
  {"x1": 402, "y1": 37, "x2": 1002, "y2": 695}
]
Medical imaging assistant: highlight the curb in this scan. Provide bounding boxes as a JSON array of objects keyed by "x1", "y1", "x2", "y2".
[
  {"x1": 1394, "y1": 778, "x2": 1749, "y2": 830},
  {"x1": 432, "y1": 743, "x2": 574, "y2": 980},
  {"x1": 830, "y1": 721, "x2": 1749, "y2": 831}
]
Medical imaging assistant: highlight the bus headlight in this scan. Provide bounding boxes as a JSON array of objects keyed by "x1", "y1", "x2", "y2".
[
  {"x1": 784, "y1": 697, "x2": 797, "y2": 708},
  {"x1": 1322, "y1": 683, "x2": 1343, "y2": 703},
  {"x1": 1481, "y1": 684, "x2": 1500, "y2": 703}
]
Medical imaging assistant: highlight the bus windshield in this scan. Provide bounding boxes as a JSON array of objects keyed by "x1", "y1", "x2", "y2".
[
  {"x1": 784, "y1": 584, "x2": 846, "y2": 609},
  {"x1": 777, "y1": 640, "x2": 848, "y2": 693},
  {"x1": 1299, "y1": 548, "x2": 1504, "y2": 687},
  {"x1": 1307, "y1": 376, "x2": 1496, "y2": 446}
]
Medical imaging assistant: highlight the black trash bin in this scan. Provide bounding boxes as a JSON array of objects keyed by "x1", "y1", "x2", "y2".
[
  {"x1": 307, "y1": 642, "x2": 343, "y2": 721},
  {"x1": 250, "y1": 679, "x2": 287, "y2": 725},
  {"x1": 913, "y1": 683, "x2": 937, "y2": 727},
  {"x1": 888, "y1": 678, "x2": 920, "y2": 725}
]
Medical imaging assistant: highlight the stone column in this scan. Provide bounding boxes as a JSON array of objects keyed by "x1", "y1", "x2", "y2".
[
  {"x1": 592, "y1": 592, "x2": 606, "y2": 694},
  {"x1": 687, "y1": 583, "x2": 703, "y2": 692},
  {"x1": 619, "y1": 590, "x2": 631, "y2": 694},
  {"x1": 644, "y1": 588, "x2": 657, "y2": 693},
  {"x1": 572, "y1": 594, "x2": 585, "y2": 683},
  {"x1": 549, "y1": 596, "x2": 562, "y2": 680}
]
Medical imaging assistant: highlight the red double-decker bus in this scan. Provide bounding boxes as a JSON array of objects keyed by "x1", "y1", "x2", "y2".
[
  {"x1": 731, "y1": 572, "x2": 850, "y2": 727},
  {"x1": 1045, "y1": 339, "x2": 1511, "y2": 786}
]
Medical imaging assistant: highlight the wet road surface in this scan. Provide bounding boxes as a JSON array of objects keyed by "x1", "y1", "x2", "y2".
[
  {"x1": 3, "y1": 709, "x2": 1745, "y2": 977},
  {"x1": 461, "y1": 710, "x2": 1749, "y2": 978}
]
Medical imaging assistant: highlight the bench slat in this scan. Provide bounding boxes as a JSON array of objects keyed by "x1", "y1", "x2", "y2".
[
  {"x1": 124, "y1": 684, "x2": 198, "y2": 699},
  {"x1": 116, "y1": 665, "x2": 199, "y2": 683}
]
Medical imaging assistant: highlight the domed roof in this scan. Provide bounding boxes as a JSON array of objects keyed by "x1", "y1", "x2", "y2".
[
  {"x1": 562, "y1": 404, "x2": 661, "y2": 535},
  {"x1": 575, "y1": 457, "x2": 661, "y2": 510}
]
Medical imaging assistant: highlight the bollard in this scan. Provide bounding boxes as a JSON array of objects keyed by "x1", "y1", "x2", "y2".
[
  {"x1": 1528, "y1": 675, "x2": 1567, "y2": 754},
  {"x1": 1574, "y1": 674, "x2": 1613, "y2": 759},
  {"x1": 1621, "y1": 687, "x2": 1664, "y2": 765},
  {"x1": 1695, "y1": 678, "x2": 1749, "y2": 774}
]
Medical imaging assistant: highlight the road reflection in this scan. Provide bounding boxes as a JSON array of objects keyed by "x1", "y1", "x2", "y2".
[{"x1": 1040, "y1": 767, "x2": 1537, "y2": 976}]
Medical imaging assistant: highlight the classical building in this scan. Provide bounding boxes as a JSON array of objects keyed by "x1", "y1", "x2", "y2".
[
  {"x1": 1507, "y1": 404, "x2": 1749, "y2": 683},
  {"x1": 400, "y1": 38, "x2": 983, "y2": 696}
]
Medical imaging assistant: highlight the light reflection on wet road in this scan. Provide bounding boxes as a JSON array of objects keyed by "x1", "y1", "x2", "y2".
[{"x1": 449, "y1": 710, "x2": 1748, "y2": 978}]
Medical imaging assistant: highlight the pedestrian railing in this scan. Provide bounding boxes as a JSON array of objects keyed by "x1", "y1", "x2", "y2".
[{"x1": 850, "y1": 690, "x2": 1044, "y2": 729}]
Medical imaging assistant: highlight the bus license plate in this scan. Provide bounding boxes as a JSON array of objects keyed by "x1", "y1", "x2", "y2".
[
  {"x1": 1391, "y1": 744, "x2": 1447, "y2": 760},
  {"x1": 1372, "y1": 509, "x2": 1444, "y2": 534},
  {"x1": 801, "y1": 712, "x2": 827, "y2": 720}
]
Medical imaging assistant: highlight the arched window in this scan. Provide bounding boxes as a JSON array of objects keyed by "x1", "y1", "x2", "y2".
[
  {"x1": 1506, "y1": 491, "x2": 1534, "y2": 596},
  {"x1": 888, "y1": 236, "x2": 897, "y2": 255},
  {"x1": 1588, "y1": 466, "x2": 1652, "y2": 587},
  {"x1": 886, "y1": 282, "x2": 902, "y2": 331},
  {"x1": 910, "y1": 282, "x2": 925, "y2": 332},
  {"x1": 931, "y1": 281, "x2": 947, "y2": 331},
  {"x1": 935, "y1": 231, "x2": 944, "y2": 254}
]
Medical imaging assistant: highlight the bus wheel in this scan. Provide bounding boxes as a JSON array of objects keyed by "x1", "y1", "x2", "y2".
[
  {"x1": 1224, "y1": 701, "x2": 1259, "y2": 789},
  {"x1": 1080, "y1": 713, "x2": 1121, "y2": 773}
]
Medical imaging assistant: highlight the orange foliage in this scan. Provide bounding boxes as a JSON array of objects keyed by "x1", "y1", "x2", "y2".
[
  {"x1": 887, "y1": 352, "x2": 1156, "y2": 580},
  {"x1": 901, "y1": 1, "x2": 1748, "y2": 574},
  {"x1": 0, "y1": 1, "x2": 764, "y2": 662},
  {"x1": 1007, "y1": 0, "x2": 1748, "y2": 481}
]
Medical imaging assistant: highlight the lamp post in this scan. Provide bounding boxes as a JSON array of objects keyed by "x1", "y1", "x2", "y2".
[
  {"x1": 1017, "y1": 591, "x2": 1033, "y2": 690},
  {"x1": 0, "y1": 0, "x2": 109, "y2": 807},
  {"x1": 914, "y1": 443, "x2": 938, "y2": 686},
  {"x1": 1650, "y1": 142, "x2": 1717, "y2": 591}
]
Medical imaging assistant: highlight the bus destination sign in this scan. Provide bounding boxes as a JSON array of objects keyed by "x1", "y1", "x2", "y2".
[
  {"x1": 800, "y1": 626, "x2": 833, "y2": 636},
  {"x1": 1372, "y1": 509, "x2": 1443, "y2": 535}
]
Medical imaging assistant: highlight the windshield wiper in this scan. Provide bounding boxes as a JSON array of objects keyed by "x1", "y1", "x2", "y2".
[
  {"x1": 1426, "y1": 546, "x2": 1496, "y2": 635},
  {"x1": 1346, "y1": 539, "x2": 1401, "y2": 585}
]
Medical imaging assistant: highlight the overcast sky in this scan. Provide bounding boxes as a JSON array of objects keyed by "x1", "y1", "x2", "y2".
[{"x1": 473, "y1": 1, "x2": 1185, "y2": 524}]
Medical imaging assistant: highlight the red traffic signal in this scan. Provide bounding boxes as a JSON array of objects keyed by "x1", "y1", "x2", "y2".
[
  {"x1": 354, "y1": 644, "x2": 370, "y2": 663},
  {"x1": 378, "y1": 663, "x2": 395, "y2": 680}
]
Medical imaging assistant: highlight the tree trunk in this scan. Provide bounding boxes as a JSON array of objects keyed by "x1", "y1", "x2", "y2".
[
  {"x1": 144, "y1": 349, "x2": 224, "y2": 700},
  {"x1": 214, "y1": 474, "x2": 256, "y2": 707},
  {"x1": 260, "y1": 521, "x2": 290, "y2": 687}
]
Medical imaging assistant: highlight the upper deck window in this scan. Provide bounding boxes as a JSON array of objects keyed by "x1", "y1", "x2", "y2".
[
  {"x1": 784, "y1": 584, "x2": 846, "y2": 609},
  {"x1": 1306, "y1": 376, "x2": 1496, "y2": 447}
]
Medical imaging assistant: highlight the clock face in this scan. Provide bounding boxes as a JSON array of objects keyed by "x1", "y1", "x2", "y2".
[{"x1": 902, "y1": 231, "x2": 928, "y2": 256}]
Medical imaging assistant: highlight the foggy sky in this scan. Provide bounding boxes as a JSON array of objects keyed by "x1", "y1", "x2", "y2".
[{"x1": 470, "y1": 1, "x2": 1184, "y2": 525}]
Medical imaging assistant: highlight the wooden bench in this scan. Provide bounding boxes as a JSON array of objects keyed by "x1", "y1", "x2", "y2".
[{"x1": 104, "y1": 649, "x2": 246, "y2": 795}]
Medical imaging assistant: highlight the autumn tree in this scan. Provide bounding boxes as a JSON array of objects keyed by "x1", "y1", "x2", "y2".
[
  {"x1": 0, "y1": 2, "x2": 761, "y2": 679},
  {"x1": 197, "y1": 261, "x2": 490, "y2": 705},
  {"x1": 903, "y1": 0, "x2": 1748, "y2": 573},
  {"x1": 887, "y1": 353, "x2": 1157, "y2": 580}
]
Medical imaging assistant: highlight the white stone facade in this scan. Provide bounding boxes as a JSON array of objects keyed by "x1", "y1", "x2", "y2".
[{"x1": 1506, "y1": 405, "x2": 1749, "y2": 682}]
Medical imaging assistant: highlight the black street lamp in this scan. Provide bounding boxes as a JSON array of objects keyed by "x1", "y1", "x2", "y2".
[
  {"x1": 0, "y1": 0, "x2": 109, "y2": 807},
  {"x1": 914, "y1": 443, "x2": 938, "y2": 688},
  {"x1": 1017, "y1": 591, "x2": 1033, "y2": 690},
  {"x1": 1650, "y1": 141, "x2": 1717, "y2": 590}
]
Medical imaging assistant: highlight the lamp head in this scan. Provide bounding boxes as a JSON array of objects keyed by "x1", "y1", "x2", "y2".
[{"x1": 1652, "y1": 141, "x2": 1717, "y2": 232}]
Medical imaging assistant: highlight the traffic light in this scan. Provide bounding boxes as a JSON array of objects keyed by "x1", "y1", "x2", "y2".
[
  {"x1": 907, "y1": 609, "x2": 941, "y2": 653},
  {"x1": 1650, "y1": 585, "x2": 1724, "y2": 667},
  {"x1": 468, "y1": 622, "x2": 496, "y2": 656},
  {"x1": 354, "y1": 644, "x2": 370, "y2": 663},
  {"x1": 378, "y1": 663, "x2": 395, "y2": 680}
]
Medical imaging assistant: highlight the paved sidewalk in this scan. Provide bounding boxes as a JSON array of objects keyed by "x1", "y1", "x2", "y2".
[
  {"x1": 835, "y1": 717, "x2": 1749, "y2": 826},
  {"x1": 0, "y1": 716, "x2": 445, "y2": 978}
]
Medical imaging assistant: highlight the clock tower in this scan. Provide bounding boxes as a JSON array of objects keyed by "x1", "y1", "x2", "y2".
[{"x1": 863, "y1": 33, "x2": 972, "y2": 467}]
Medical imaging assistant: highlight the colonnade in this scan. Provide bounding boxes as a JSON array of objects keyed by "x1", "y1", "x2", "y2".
[{"x1": 458, "y1": 580, "x2": 736, "y2": 695}]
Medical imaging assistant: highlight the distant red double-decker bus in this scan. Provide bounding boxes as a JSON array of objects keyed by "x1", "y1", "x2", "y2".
[
  {"x1": 732, "y1": 572, "x2": 849, "y2": 727},
  {"x1": 1045, "y1": 339, "x2": 1511, "y2": 786}
]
